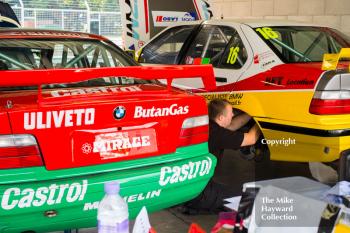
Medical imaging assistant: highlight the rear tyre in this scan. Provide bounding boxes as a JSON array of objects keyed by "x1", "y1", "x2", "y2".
[
  {"x1": 239, "y1": 136, "x2": 270, "y2": 162},
  {"x1": 338, "y1": 150, "x2": 350, "y2": 181}
]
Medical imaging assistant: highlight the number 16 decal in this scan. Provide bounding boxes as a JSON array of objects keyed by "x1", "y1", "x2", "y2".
[
  {"x1": 256, "y1": 27, "x2": 279, "y2": 40},
  {"x1": 227, "y1": 47, "x2": 240, "y2": 65}
]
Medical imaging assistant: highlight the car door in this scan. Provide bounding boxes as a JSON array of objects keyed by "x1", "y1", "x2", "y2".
[
  {"x1": 215, "y1": 25, "x2": 253, "y2": 87},
  {"x1": 180, "y1": 23, "x2": 253, "y2": 89}
]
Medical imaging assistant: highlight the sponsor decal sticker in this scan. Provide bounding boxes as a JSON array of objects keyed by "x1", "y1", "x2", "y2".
[
  {"x1": 24, "y1": 108, "x2": 95, "y2": 130},
  {"x1": 120, "y1": 0, "x2": 150, "y2": 51},
  {"x1": 83, "y1": 189, "x2": 162, "y2": 211},
  {"x1": 81, "y1": 143, "x2": 93, "y2": 154},
  {"x1": 50, "y1": 86, "x2": 142, "y2": 97},
  {"x1": 262, "y1": 77, "x2": 314, "y2": 87},
  {"x1": 124, "y1": 0, "x2": 140, "y2": 40},
  {"x1": 159, "y1": 156, "x2": 212, "y2": 186},
  {"x1": 124, "y1": 189, "x2": 161, "y2": 203},
  {"x1": 263, "y1": 77, "x2": 284, "y2": 87},
  {"x1": 286, "y1": 79, "x2": 314, "y2": 86},
  {"x1": 1, "y1": 180, "x2": 88, "y2": 210},
  {"x1": 152, "y1": 11, "x2": 196, "y2": 27},
  {"x1": 254, "y1": 54, "x2": 260, "y2": 64},
  {"x1": 80, "y1": 129, "x2": 157, "y2": 160},
  {"x1": 255, "y1": 51, "x2": 276, "y2": 67},
  {"x1": 259, "y1": 51, "x2": 275, "y2": 60},
  {"x1": 255, "y1": 51, "x2": 277, "y2": 70},
  {"x1": 202, "y1": 93, "x2": 243, "y2": 105},
  {"x1": 114, "y1": 106, "x2": 126, "y2": 120},
  {"x1": 134, "y1": 104, "x2": 189, "y2": 118},
  {"x1": 260, "y1": 59, "x2": 276, "y2": 69}
]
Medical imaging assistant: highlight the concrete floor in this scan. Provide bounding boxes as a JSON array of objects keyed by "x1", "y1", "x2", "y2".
[{"x1": 59, "y1": 149, "x2": 313, "y2": 233}]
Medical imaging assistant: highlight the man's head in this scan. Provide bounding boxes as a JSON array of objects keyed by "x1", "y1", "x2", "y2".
[{"x1": 208, "y1": 99, "x2": 233, "y2": 128}]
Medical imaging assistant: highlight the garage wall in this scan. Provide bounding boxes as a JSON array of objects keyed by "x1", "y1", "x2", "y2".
[{"x1": 208, "y1": 0, "x2": 350, "y2": 35}]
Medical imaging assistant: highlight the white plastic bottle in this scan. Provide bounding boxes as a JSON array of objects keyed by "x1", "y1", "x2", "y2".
[{"x1": 98, "y1": 181, "x2": 129, "y2": 233}]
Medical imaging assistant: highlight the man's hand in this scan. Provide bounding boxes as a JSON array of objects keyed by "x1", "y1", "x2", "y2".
[
  {"x1": 241, "y1": 124, "x2": 261, "y2": 147},
  {"x1": 227, "y1": 113, "x2": 251, "y2": 131}
]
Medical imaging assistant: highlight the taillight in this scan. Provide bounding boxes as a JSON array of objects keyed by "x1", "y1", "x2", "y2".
[
  {"x1": 310, "y1": 71, "x2": 350, "y2": 115},
  {"x1": 0, "y1": 134, "x2": 43, "y2": 169},
  {"x1": 178, "y1": 115, "x2": 209, "y2": 147},
  {"x1": 309, "y1": 91, "x2": 350, "y2": 115}
]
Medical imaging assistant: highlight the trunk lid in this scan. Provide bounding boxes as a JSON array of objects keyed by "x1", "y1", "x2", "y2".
[
  {"x1": 0, "y1": 66, "x2": 215, "y2": 170},
  {"x1": 3, "y1": 84, "x2": 207, "y2": 170}
]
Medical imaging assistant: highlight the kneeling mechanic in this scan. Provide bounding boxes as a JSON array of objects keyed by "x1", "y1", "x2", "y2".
[{"x1": 181, "y1": 99, "x2": 261, "y2": 214}]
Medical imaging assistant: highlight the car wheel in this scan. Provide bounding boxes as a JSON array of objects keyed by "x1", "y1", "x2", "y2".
[{"x1": 239, "y1": 136, "x2": 270, "y2": 162}]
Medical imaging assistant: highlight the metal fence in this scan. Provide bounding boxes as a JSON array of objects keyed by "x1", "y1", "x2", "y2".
[{"x1": 4, "y1": 1, "x2": 122, "y2": 46}]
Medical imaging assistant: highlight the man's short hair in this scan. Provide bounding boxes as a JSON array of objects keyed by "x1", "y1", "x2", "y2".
[{"x1": 208, "y1": 99, "x2": 230, "y2": 120}]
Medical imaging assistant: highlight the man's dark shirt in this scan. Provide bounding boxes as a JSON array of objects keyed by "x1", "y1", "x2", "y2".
[
  {"x1": 208, "y1": 120, "x2": 244, "y2": 158},
  {"x1": 182, "y1": 119, "x2": 245, "y2": 212}
]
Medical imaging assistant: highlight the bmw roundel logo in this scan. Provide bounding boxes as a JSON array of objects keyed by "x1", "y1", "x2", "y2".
[{"x1": 113, "y1": 106, "x2": 126, "y2": 120}]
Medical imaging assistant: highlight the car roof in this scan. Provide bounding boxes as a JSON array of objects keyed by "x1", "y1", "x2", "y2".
[
  {"x1": 0, "y1": 28, "x2": 107, "y2": 40},
  {"x1": 171, "y1": 19, "x2": 326, "y2": 28},
  {"x1": 205, "y1": 19, "x2": 325, "y2": 28},
  {"x1": 161, "y1": 19, "x2": 331, "y2": 31}
]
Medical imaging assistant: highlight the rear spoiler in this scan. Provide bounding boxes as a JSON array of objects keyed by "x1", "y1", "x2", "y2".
[
  {"x1": 0, "y1": 65, "x2": 216, "y2": 100},
  {"x1": 322, "y1": 48, "x2": 350, "y2": 71}
]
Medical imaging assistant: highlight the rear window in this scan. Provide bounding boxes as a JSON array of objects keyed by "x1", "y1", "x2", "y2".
[
  {"x1": 0, "y1": 38, "x2": 151, "y2": 91},
  {"x1": 254, "y1": 26, "x2": 350, "y2": 63}
]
